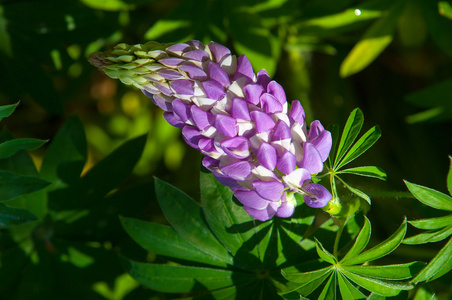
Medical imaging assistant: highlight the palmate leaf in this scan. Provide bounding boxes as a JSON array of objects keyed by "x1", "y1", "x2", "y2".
[
  {"x1": 337, "y1": 166, "x2": 387, "y2": 181},
  {"x1": 282, "y1": 217, "x2": 418, "y2": 299},
  {"x1": 404, "y1": 164, "x2": 452, "y2": 283}
]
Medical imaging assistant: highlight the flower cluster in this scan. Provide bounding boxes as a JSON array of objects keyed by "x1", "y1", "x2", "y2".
[{"x1": 90, "y1": 40, "x2": 332, "y2": 221}]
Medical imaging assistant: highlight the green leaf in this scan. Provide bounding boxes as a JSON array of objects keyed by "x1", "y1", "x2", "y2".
[
  {"x1": 409, "y1": 214, "x2": 452, "y2": 230},
  {"x1": 403, "y1": 226, "x2": 452, "y2": 245},
  {"x1": 334, "y1": 108, "x2": 364, "y2": 169},
  {"x1": 327, "y1": 124, "x2": 340, "y2": 168},
  {"x1": 337, "y1": 273, "x2": 366, "y2": 299},
  {"x1": 122, "y1": 259, "x2": 250, "y2": 293},
  {"x1": 439, "y1": 1, "x2": 452, "y2": 20},
  {"x1": 412, "y1": 237, "x2": 452, "y2": 283},
  {"x1": 282, "y1": 266, "x2": 333, "y2": 284},
  {"x1": 0, "y1": 102, "x2": 19, "y2": 122},
  {"x1": 0, "y1": 138, "x2": 47, "y2": 160},
  {"x1": 0, "y1": 170, "x2": 50, "y2": 202},
  {"x1": 420, "y1": 0, "x2": 452, "y2": 57},
  {"x1": 345, "y1": 219, "x2": 407, "y2": 265},
  {"x1": 340, "y1": 0, "x2": 407, "y2": 77},
  {"x1": 315, "y1": 239, "x2": 337, "y2": 264},
  {"x1": 120, "y1": 217, "x2": 228, "y2": 268},
  {"x1": 0, "y1": 203, "x2": 38, "y2": 228},
  {"x1": 338, "y1": 177, "x2": 372, "y2": 205},
  {"x1": 40, "y1": 115, "x2": 87, "y2": 185},
  {"x1": 404, "y1": 180, "x2": 452, "y2": 211},
  {"x1": 200, "y1": 171, "x2": 261, "y2": 260},
  {"x1": 336, "y1": 126, "x2": 382, "y2": 170},
  {"x1": 341, "y1": 216, "x2": 371, "y2": 264},
  {"x1": 318, "y1": 273, "x2": 336, "y2": 300},
  {"x1": 293, "y1": 272, "x2": 332, "y2": 297},
  {"x1": 338, "y1": 166, "x2": 387, "y2": 181},
  {"x1": 447, "y1": 156, "x2": 452, "y2": 196},
  {"x1": 342, "y1": 262, "x2": 425, "y2": 280},
  {"x1": 340, "y1": 269, "x2": 413, "y2": 296},
  {"x1": 154, "y1": 178, "x2": 233, "y2": 265}
]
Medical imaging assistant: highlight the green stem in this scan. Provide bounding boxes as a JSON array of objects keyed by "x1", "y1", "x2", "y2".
[{"x1": 333, "y1": 220, "x2": 345, "y2": 258}]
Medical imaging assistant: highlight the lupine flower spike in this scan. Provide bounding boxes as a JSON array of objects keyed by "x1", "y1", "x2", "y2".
[{"x1": 90, "y1": 40, "x2": 333, "y2": 221}]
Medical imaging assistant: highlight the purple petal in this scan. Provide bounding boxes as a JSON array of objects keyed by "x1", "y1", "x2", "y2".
[
  {"x1": 243, "y1": 202, "x2": 278, "y2": 221},
  {"x1": 289, "y1": 101, "x2": 305, "y2": 124},
  {"x1": 201, "y1": 80, "x2": 226, "y2": 100},
  {"x1": 311, "y1": 130, "x2": 332, "y2": 162},
  {"x1": 215, "y1": 114, "x2": 237, "y2": 137},
  {"x1": 182, "y1": 126, "x2": 202, "y2": 149},
  {"x1": 244, "y1": 84, "x2": 264, "y2": 105},
  {"x1": 252, "y1": 180, "x2": 284, "y2": 201},
  {"x1": 231, "y1": 97, "x2": 251, "y2": 121},
  {"x1": 183, "y1": 50, "x2": 210, "y2": 61},
  {"x1": 300, "y1": 142, "x2": 324, "y2": 174},
  {"x1": 256, "y1": 69, "x2": 271, "y2": 90},
  {"x1": 172, "y1": 99, "x2": 192, "y2": 122},
  {"x1": 170, "y1": 80, "x2": 194, "y2": 95},
  {"x1": 250, "y1": 111, "x2": 275, "y2": 133},
  {"x1": 234, "y1": 189, "x2": 269, "y2": 210},
  {"x1": 208, "y1": 62, "x2": 230, "y2": 88},
  {"x1": 272, "y1": 120, "x2": 291, "y2": 141},
  {"x1": 276, "y1": 150, "x2": 296, "y2": 175},
  {"x1": 191, "y1": 105, "x2": 214, "y2": 130},
  {"x1": 208, "y1": 42, "x2": 231, "y2": 63},
  {"x1": 256, "y1": 142, "x2": 277, "y2": 170},
  {"x1": 163, "y1": 112, "x2": 184, "y2": 129},
  {"x1": 220, "y1": 161, "x2": 253, "y2": 181},
  {"x1": 158, "y1": 69, "x2": 184, "y2": 80},
  {"x1": 260, "y1": 93, "x2": 283, "y2": 114},
  {"x1": 198, "y1": 138, "x2": 217, "y2": 154},
  {"x1": 149, "y1": 93, "x2": 173, "y2": 112},
  {"x1": 302, "y1": 183, "x2": 332, "y2": 208},
  {"x1": 308, "y1": 120, "x2": 325, "y2": 140},
  {"x1": 154, "y1": 83, "x2": 173, "y2": 96},
  {"x1": 179, "y1": 62, "x2": 208, "y2": 81},
  {"x1": 233, "y1": 55, "x2": 254, "y2": 82},
  {"x1": 187, "y1": 40, "x2": 205, "y2": 50},
  {"x1": 267, "y1": 81, "x2": 286, "y2": 105},
  {"x1": 166, "y1": 43, "x2": 190, "y2": 55},
  {"x1": 220, "y1": 137, "x2": 250, "y2": 159},
  {"x1": 276, "y1": 200, "x2": 295, "y2": 218},
  {"x1": 142, "y1": 84, "x2": 160, "y2": 95},
  {"x1": 159, "y1": 57, "x2": 185, "y2": 67},
  {"x1": 202, "y1": 156, "x2": 219, "y2": 170}
]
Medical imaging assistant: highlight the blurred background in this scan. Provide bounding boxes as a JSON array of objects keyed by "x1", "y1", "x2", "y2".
[{"x1": 0, "y1": 0, "x2": 451, "y2": 298}]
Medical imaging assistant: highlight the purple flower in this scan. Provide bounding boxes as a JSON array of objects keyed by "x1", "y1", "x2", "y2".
[{"x1": 89, "y1": 40, "x2": 332, "y2": 221}]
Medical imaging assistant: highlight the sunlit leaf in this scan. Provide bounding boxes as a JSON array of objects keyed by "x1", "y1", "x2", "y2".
[
  {"x1": 334, "y1": 108, "x2": 364, "y2": 169},
  {"x1": 403, "y1": 226, "x2": 452, "y2": 245},
  {"x1": 439, "y1": 1, "x2": 452, "y2": 20},
  {"x1": 336, "y1": 126, "x2": 382, "y2": 170},
  {"x1": 340, "y1": 269, "x2": 413, "y2": 296},
  {"x1": 342, "y1": 262, "x2": 424, "y2": 280},
  {"x1": 0, "y1": 138, "x2": 47, "y2": 160},
  {"x1": 0, "y1": 170, "x2": 50, "y2": 202},
  {"x1": 337, "y1": 273, "x2": 366, "y2": 299},
  {"x1": 120, "y1": 217, "x2": 228, "y2": 267},
  {"x1": 405, "y1": 180, "x2": 452, "y2": 212},
  {"x1": 341, "y1": 216, "x2": 371, "y2": 264},
  {"x1": 409, "y1": 214, "x2": 452, "y2": 230},
  {"x1": 337, "y1": 177, "x2": 371, "y2": 205},
  {"x1": 345, "y1": 219, "x2": 407, "y2": 265},
  {"x1": 318, "y1": 273, "x2": 336, "y2": 300},
  {"x1": 340, "y1": 0, "x2": 407, "y2": 77},
  {"x1": 315, "y1": 239, "x2": 337, "y2": 264},
  {"x1": 412, "y1": 237, "x2": 452, "y2": 283},
  {"x1": 282, "y1": 267, "x2": 333, "y2": 284},
  {"x1": 0, "y1": 203, "x2": 38, "y2": 228},
  {"x1": 154, "y1": 178, "x2": 233, "y2": 265},
  {"x1": 338, "y1": 166, "x2": 387, "y2": 180}
]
